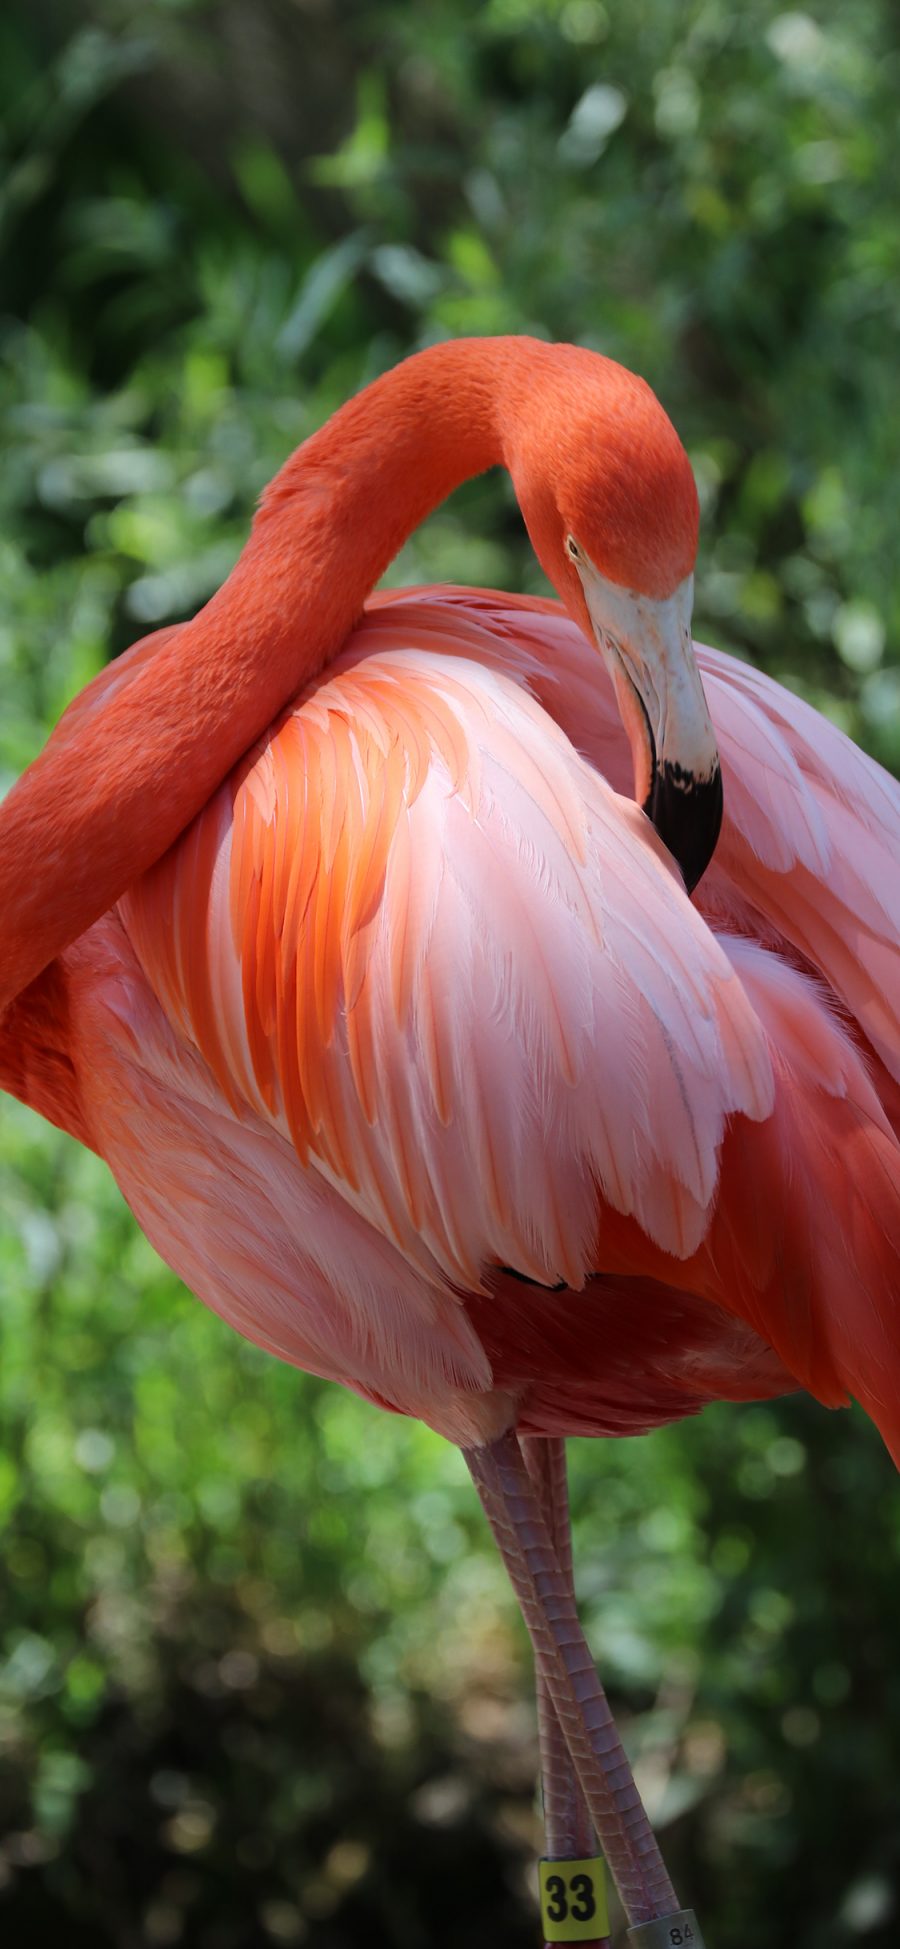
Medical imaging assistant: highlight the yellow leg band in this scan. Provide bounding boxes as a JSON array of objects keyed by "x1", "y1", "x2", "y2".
[{"x1": 539, "y1": 1856, "x2": 609, "y2": 1941}]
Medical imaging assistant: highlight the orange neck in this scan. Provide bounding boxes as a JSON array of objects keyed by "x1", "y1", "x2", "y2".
[
  {"x1": 0, "y1": 338, "x2": 545, "y2": 1016},
  {"x1": 0, "y1": 961, "x2": 93, "y2": 1147}
]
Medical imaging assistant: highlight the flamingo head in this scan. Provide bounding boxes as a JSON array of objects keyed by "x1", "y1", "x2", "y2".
[{"x1": 508, "y1": 346, "x2": 721, "y2": 895}]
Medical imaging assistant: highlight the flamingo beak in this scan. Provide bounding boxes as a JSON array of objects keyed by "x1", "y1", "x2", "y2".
[{"x1": 579, "y1": 568, "x2": 722, "y2": 894}]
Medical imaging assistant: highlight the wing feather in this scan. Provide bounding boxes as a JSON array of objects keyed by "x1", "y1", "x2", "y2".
[
  {"x1": 121, "y1": 644, "x2": 772, "y2": 1296},
  {"x1": 695, "y1": 645, "x2": 900, "y2": 1081},
  {"x1": 359, "y1": 593, "x2": 900, "y2": 1088}
]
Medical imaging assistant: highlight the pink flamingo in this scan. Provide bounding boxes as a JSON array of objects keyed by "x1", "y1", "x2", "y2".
[{"x1": 2, "y1": 338, "x2": 899, "y2": 1941}]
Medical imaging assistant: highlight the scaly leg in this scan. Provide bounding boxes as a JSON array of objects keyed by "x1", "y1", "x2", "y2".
[
  {"x1": 520, "y1": 1436, "x2": 596, "y2": 1862},
  {"x1": 464, "y1": 1428, "x2": 677, "y2": 1931},
  {"x1": 521, "y1": 1435, "x2": 605, "y2": 1948}
]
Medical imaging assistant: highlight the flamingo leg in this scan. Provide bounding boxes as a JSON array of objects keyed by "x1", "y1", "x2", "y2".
[
  {"x1": 464, "y1": 1428, "x2": 677, "y2": 1931},
  {"x1": 520, "y1": 1435, "x2": 596, "y2": 1864},
  {"x1": 521, "y1": 1435, "x2": 606, "y2": 1949}
]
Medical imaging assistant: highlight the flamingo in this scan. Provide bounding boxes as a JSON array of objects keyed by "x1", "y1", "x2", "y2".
[{"x1": 2, "y1": 336, "x2": 900, "y2": 1943}]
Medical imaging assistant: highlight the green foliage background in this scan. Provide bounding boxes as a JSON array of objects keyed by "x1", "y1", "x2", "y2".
[{"x1": 2, "y1": 2, "x2": 900, "y2": 1944}]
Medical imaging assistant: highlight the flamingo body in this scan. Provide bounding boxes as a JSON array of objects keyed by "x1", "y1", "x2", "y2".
[
  {"x1": 7, "y1": 585, "x2": 900, "y2": 1455},
  {"x1": 5, "y1": 338, "x2": 900, "y2": 1925}
]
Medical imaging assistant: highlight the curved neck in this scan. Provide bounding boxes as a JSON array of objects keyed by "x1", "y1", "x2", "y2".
[{"x1": 0, "y1": 338, "x2": 536, "y2": 1016}]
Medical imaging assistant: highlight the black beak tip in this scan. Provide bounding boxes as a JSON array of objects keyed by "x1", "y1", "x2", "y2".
[{"x1": 644, "y1": 760, "x2": 723, "y2": 896}]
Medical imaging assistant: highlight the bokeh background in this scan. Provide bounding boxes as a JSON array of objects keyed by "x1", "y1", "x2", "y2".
[{"x1": 2, "y1": 1, "x2": 900, "y2": 1944}]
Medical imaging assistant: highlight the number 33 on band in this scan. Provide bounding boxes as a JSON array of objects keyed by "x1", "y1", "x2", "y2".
[{"x1": 539, "y1": 1857, "x2": 609, "y2": 1942}]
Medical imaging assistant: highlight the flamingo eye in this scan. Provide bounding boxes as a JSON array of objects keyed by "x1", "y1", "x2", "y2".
[{"x1": 565, "y1": 534, "x2": 583, "y2": 564}]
